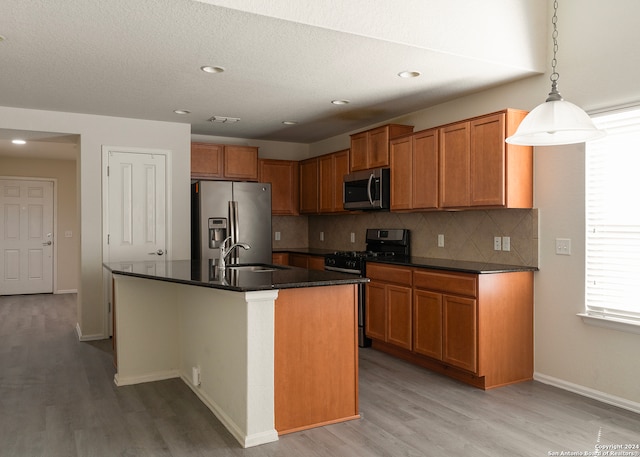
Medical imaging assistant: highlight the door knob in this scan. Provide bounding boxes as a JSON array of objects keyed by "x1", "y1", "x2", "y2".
[
  {"x1": 42, "y1": 241, "x2": 52, "y2": 246},
  {"x1": 148, "y1": 249, "x2": 165, "y2": 256}
]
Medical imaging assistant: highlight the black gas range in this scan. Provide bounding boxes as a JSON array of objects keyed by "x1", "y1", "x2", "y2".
[
  {"x1": 324, "y1": 229, "x2": 410, "y2": 348},
  {"x1": 324, "y1": 229, "x2": 410, "y2": 275}
]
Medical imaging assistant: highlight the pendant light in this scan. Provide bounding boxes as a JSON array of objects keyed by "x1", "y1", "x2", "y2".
[{"x1": 505, "y1": 0, "x2": 606, "y2": 146}]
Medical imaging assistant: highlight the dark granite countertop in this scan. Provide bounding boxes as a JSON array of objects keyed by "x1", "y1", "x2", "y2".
[
  {"x1": 365, "y1": 256, "x2": 538, "y2": 274},
  {"x1": 274, "y1": 248, "x2": 537, "y2": 274},
  {"x1": 104, "y1": 259, "x2": 367, "y2": 292}
]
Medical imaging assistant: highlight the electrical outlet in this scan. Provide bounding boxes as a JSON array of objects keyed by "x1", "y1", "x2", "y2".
[
  {"x1": 437, "y1": 234, "x2": 445, "y2": 247},
  {"x1": 494, "y1": 236, "x2": 502, "y2": 251},
  {"x1": 274, "y1": 231, "x2": 281, "y2": 241},
  {"x1": 320, "y1": 231, "x2": 324, "y2": 241},
  {"x1": 502, "y1": 236, "x2": 511, "y2": 251},
  {"x1": 350, "y1": 232, "x2": 355, "y2": 243},
  {"x1": 555, "y1": 238, "x2": 572, "y2": 255}
]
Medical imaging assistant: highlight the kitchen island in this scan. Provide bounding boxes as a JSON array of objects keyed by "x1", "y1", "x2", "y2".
[{"x1": 104, "y1": 260, "x2": 367, "y2": 448}]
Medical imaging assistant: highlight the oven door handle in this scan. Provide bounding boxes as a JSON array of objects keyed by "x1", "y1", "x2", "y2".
[{"x1": 325, "y1": 265, "x2": 361, "y2": 275}]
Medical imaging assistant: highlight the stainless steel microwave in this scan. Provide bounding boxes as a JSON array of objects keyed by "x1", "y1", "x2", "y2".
[{"x1": 343, "y1": 168, "x2": 390, "y2": 211}]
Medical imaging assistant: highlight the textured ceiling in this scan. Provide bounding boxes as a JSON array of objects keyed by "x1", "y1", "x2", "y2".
[{"x1": 0, "y1": 0, "x2": 546, "y2": 159}]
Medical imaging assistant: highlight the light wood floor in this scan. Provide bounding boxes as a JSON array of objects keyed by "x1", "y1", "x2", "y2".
[{"x1": 1, "y1": 293, "x2": 638, "y2": 456}]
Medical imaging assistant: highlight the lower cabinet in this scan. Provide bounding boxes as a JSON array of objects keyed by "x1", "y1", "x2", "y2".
[
  {"x1": 287, "y1": 253, "x2": 325, "y2": 271},
  {"x1": 366, "y1": 262, "x2": 533, "y2": 389},
  {"x1": 365, "y1": 263, "x2": 413, "y2": 351}
]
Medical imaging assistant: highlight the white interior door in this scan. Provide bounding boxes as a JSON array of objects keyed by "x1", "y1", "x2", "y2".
[
  {"x1": 0, "y1": 179, "x2": 54, "y2": 295},
  {"x1": 106, "y1": 151, "x2": 167, "y2": 263}
]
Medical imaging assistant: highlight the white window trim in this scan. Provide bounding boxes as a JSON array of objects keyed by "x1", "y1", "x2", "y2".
[{"x1": 577, "y1": 313, "x2": 640, "y2": 335}]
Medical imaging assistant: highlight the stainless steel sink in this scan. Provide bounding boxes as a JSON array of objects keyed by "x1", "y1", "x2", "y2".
[{"x1": 226, "y1": 263, "x2": 288, "y2": 272}]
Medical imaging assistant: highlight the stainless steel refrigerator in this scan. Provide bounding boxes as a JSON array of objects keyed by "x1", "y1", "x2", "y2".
[{"x1": 191, "y1": 180, "x2": 272, "y2": 265}]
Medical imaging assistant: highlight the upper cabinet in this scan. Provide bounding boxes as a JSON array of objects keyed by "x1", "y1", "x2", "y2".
[
  {"x1": 300, "y1": 149, "x2": 350, "y2": 215},
  {"x1": 390, "y1": 109, "x2": 532, "y2": 212},
  {"x1": 259, "y1": 159, "x2": 299, "y2": 216},
  {"x1": 350, "y1": 124, "x2": 414, "y2": 172},
  {"x1": 390, "y1": 129, "x2": 439, "y2": 211},
  {"x1": 440, "y1": 109, "x2": 532, "y2": 209},
  {"x1": 191, "y1": 142, "x2": 258, "y2": 181},
  {"x1": 319, "y1": 149, "x2": 349, "y2": 214}
]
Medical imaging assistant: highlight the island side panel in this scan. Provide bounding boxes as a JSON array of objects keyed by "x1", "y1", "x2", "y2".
[
  {"x1": 113, "y1": 275, "x2": 181, "y2": 385},
  {"x1": 178, "y1": 285, "x2": 279, "y2": 448},
  {"x1": 274, "y1": 284, "x2": 360, "y2": 434}
]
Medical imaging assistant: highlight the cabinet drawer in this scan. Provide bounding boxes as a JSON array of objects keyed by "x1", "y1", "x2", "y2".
[
  {"x1": 366, "y1": 263, "x2": 412, "y2": 286},
  {"x1": 413, "y1": 269, "x2": 477, "y2": 297}
]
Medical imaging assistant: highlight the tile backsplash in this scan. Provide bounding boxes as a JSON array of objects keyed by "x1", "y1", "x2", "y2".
[{"x1": 274, "y1": 208, "x2": 539, "y2": 267}]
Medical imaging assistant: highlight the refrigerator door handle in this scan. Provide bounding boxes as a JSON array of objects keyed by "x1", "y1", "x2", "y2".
[{"x1": 230, "y1": 200, "x2": 240, "y2": 263}]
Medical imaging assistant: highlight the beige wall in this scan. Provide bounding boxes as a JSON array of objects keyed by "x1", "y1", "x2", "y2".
[
  {"x1": 0, "y1": 107, "x2": 191, "y2": 340},
  {"x1": 299, "y1": 0, "x2": 640, "y2": 409},
  {"x1": 0, "y1": 157, "x2": 79, "y2": 292}
]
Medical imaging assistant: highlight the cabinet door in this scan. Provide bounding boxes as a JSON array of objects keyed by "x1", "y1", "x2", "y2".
[
  {"x1": 368, "y1": 126, "x2": 390, "y2": 169},
  {"x1": 386, "y1": 285, "x2": 413, "y2": 350},
  {"x1": 259, "y1": 159, "x2": 299, "y2": 215},
  {"x1": 332, "y1": 149, "x2": 349, "y2": 213},
  {"x1": 289, "y1": 253, "x2": 308, "y2": 268},
  {"x1": 442, "y1": 294, "x2": 477, "y2": 373},
  {"x1": 439, "y1": 122, "x2": 470, "y2": 208},
  {"x1": 307, "y1": 256, "x2": 325, "y2": 271},
  {"x1": 318, "y1": 154, "x2": 335, "y2": 213},
  {"x1": 191, "y1": 143, "x2": 223, "y2": 179},
  {"x1": 350, "y1": 131, "x2": 368, "y2": 171},
  {"x1": 390, "y1": 135, "x2": 413, "y2": 210},
  {"x1": 299, "y1": 158, "x2": 318, "y2": 214},
  {"x1": 413, "y1": 129, "x2": 439, "y2": 209},
  {"x1": 470, "y1": 113, "x2": 506, "y2": 207},
  {"x1": 413, "y1": 289, "x2": 443, "y2": 359},
  {"x1": 223, "y1": 145, "x2": 258, "y2": 181},
  {"x1": 272, "y1": 252, "x2": 289, "y2": 265},
  {"x1": 366, "y1": 281, "x2": 387, "y2": 341}
]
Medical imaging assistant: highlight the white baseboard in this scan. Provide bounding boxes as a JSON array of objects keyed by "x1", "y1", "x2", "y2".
[
  {"x1": 534, "y1": 372, "x2": 640, "y2": 415},
  {"x1": 55, "y1": 289, "x2": 78, "y2": 294},
  {"x1": 180, "y1": 373, "x2": 279, "y2": 448},
  {"x1": 114, "y1": 370, "x2": 180, "y2": 387},
  {"x1": 75, "y1": 322, "x2": 106, "y2": 341}
]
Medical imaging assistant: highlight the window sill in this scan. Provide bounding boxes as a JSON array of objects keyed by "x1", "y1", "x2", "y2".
[{"x1": 577, "y1": 313, "x2": 640, "y2": 335}]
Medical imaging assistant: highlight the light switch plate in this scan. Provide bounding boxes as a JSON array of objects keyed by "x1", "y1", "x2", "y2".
[
  {"x1": 502, "y1": 236, "x2": 510, "y2": 251},
  {"x1": 274, "y1": 231, "x2": 281, "y2": 241},
  {"x1": 350, "y1": 232, "x2": 355, "y2": 243},
  {"x1": 494, "y1": 236, "x2": 502, "y2": 251},
  {"x1": 437, "y1": 234, "x2": 444, "y2": 247}
]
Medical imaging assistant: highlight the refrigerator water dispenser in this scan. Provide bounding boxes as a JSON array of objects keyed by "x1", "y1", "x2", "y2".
[{"x1": 208, "y1": 218, "x2": 227, "y2": 249}]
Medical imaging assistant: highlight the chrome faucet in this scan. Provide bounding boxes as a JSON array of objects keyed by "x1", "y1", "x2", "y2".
[{"x1": 218, "y1": 236, "x2": 251, "y2": 271}]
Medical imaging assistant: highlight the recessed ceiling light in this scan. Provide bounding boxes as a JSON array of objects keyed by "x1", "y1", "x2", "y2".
[
  {"x1": 12, "y1": 139, "x2": 26, "y2": 145},
  {"x1": 200, "y1": 66, "x2": 225, "y2": 74},
  {"x1": 282, "y1": 121, "x2": 298, "y2": 125},
  {"x1": 331, "y1": 100, "x2": 350, "y2": 105},
  {"x1": 173, "y1": 109, "x2": 191, "y2": 115},
  {"x1": 398, "y1": 71, "x2": 421, "y2": 78}
]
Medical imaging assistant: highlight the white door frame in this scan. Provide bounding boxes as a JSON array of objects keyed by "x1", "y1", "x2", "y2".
[
  {"x1": 101, "y1": 146, "x2": 172, "y2": 336},
  {"x1": 0, "y1": 176, "x2": 58, "y2": 294}
]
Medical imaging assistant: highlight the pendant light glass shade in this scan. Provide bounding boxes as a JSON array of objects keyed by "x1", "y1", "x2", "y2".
[
  {"x1": 505, "y1": 98, "x2": 607, "y2": 146},
  {"x1": 505, "y1": 0, "x2": 606, "y2": 146}
]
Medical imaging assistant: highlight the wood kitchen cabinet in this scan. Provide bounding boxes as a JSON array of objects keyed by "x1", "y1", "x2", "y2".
[
  {"x1": 272, "y1": 252, "x2": 289, "y2": 265},
  {"x1": 300, "y1": 149, "x2": 350, "y2": 215},
  {"x1": 438, "y1": 109, "x2": 532, "y2": 209},
  {"x1": 259, "y1": 159, "x2": 299, "y2": 215},
  {"x1": 390, "y1": 128, "x2": 439, "y2": 211},
  {"x1": 350, "y1": 124, "x2": 414, "y2": 172},
  {"x1": 191, "y1": 142, "x2": 259, "y2": 181},
  {"x1": 288, "y1": 253, "x2": 325, "y2": 271},
  {"x1": 319, "y1": 149, "x2": 349, "y2": 213},
  {"x1": 369, "y1": 262, "x2": 533, "y2": 390},
  {"x1": 365, "y1": 263, "x2": 413, "y2": 350},
  {"x1": 299, "y1": 158, "x2": 319, "y2": 214}
]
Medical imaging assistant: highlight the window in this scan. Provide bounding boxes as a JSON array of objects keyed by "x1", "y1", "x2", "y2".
[{"x1": 584, "y1": 107, "x2": 640, "y2": 330}]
